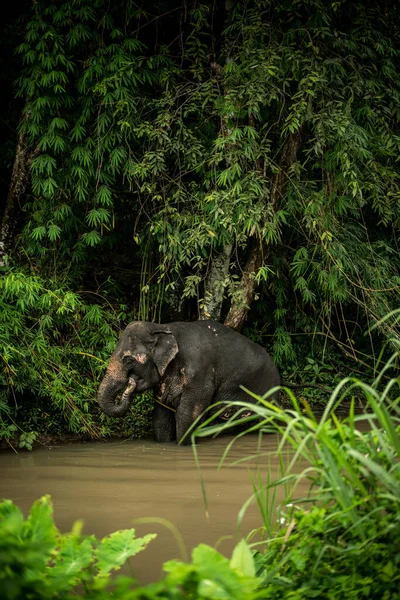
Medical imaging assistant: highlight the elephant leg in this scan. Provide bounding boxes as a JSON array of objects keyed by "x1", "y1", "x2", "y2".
[
  {"x1": 152, "y1": 403, "x2": 176, "y2": 442},
  {"x1": 175, "y1": 394, "x2": 211, "y2": 445}
]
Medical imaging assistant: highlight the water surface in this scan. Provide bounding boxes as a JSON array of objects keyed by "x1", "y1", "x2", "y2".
[{"x1": 0, "y1": 434, "x2": 307, "y2": 583}]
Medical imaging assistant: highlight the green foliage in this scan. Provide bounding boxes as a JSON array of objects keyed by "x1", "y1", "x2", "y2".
[
  {"x1": 0, "y1": 421, "x2": 18, "y2": 447},
  {"x1": 0, "y1": 266, "x2": 153, "y2": 439},
  {"x1": 195, "y1": 356, "x2": 400, "y2": 599},
  {"x1": 0, "y1": 495, "x2": 259, "y2": 600},
  {"x1": 255, "y1": 407, "x2": 400, "y2": 599},
  {"x1": 0, "y1": 392, "x2": 34, "y2": 451},
  {"x1": 2, "y1": 0, "x2": 400, "y2": 438},
  {"x1": 0, "y1": 495, "x2": 156, "y2": 599},
  {"x1": 11, "y1": 0, "x2": 400, "y2": 360},
  {"x1": 0, "y1": 392, "x2": 15, "y2": 439},
  {"x1": 128, "y1": 543, "x2": 260, "y2": 600},
  {"x1": 18, "y1": 430, "x2": 38, "y2": 451}
]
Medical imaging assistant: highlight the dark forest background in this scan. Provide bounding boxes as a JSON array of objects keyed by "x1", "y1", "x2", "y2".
[{"x1": 1, "y1": 0, "x2": 399, "y2": 447}]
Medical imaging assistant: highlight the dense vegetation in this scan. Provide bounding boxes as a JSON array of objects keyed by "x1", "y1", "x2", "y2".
[
  {"x1": 1, "y1": 0, "x2": 400, "y2": 446},
  {"x1": 1, "y1": 4, "x2": 399, "y2": 596},
  {"x1": 1, "y1": 370, "x2": 399, "y2": 598}
]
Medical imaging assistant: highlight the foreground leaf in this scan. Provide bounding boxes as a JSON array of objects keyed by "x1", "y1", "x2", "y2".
[
  {"x1": 230, "y1": 539, "x2": 256, "y2": 578},
  {"x1": 96, "y1": 529, "x2": 157, "y2": 576}
]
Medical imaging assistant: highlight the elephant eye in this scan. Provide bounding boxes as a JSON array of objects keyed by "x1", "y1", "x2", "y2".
[{"x1": 122, "y1": 354, "x2": 134, "y2": 365}]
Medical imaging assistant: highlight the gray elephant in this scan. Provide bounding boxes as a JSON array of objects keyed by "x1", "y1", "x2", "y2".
[{"x1": 97, "y1": 320, "x2": 280, "y2": 444}]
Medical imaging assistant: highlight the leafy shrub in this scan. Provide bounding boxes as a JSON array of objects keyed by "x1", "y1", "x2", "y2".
[
  {"x1": 257, "y1": 500, "x2": 400, "y2": 599},
  {"x1": 0, "y1": 496, "x2": 260, "y2": 600},
  {"x1": 17, "y1": 431, "x2": 38, "y2": 451},
  {"x1": 194, "y1": 361, "x2": 400, "y2": 599},
  {"x1": 0, "y1": 495, "x2": 155, "y2": 599},
  {"x1": 0, "y1": 267, "x2": 153, "y2": 441}
]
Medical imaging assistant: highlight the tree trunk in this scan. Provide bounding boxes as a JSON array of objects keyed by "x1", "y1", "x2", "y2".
[
  {"x1": 199, "y1": 0, "x2": 236, "y2": 321},
  {"x1": 0, "y1": 127, "x2": 36, "y2": 266},
  {"x1": 199, "y1": 243, "x2": 233, "y2": 320},
  {"x1": 225, "y1": 128, "x2": 303, "y2": 331}
]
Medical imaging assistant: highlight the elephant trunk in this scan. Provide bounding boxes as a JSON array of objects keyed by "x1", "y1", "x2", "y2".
[{"x1": 97, "y1": 364, "x2": 137, "y2": 418}]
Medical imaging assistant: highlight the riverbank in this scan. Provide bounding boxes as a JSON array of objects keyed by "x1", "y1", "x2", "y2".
[{"x1": 1, "y1": 394, "x2": 367, "y2": 453}]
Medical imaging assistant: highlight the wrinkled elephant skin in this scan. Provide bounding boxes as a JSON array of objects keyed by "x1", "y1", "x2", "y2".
[{"x1": 97, "y1": 320, "x2": 280, "y2": 444}]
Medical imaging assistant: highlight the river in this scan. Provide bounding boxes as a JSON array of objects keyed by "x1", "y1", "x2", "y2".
[{"x1": 0, "y1": 434, "x2": 309, "y2": 584}]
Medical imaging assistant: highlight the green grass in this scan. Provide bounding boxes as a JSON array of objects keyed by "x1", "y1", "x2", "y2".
[{"x1": 192, "y1": 356, "x2": 400, "y2": 598}]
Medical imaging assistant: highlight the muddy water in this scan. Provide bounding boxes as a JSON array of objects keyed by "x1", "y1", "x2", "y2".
[{"x1": 0, "y1": 435, "x2": 308, "y2": 584}]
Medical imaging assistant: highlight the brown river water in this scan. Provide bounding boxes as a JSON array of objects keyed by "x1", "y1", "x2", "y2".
[{"x1": 0, "y1": 434, "x2": 308, "y2": 584}]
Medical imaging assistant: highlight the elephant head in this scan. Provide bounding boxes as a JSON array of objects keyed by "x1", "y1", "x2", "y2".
[{"x1": 97, "y1": 321, "x2": 179, "y2": 418}]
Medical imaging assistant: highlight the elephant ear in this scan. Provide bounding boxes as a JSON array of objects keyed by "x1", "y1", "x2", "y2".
[{"x1": 151, "y1": 329, "x2": 179, "y2": 376}]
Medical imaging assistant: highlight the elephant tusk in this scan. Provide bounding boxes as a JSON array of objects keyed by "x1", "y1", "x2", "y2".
[{"x1": 121, "y1": 376, "x2": 137, "y2": 404}]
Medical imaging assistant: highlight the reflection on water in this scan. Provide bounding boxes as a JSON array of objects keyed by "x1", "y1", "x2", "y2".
[{"x1": 0, "y1": 434, "x2": 307, "y2": 584}]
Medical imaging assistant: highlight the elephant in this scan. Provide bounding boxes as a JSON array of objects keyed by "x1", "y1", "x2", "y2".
[{"x1": 97, "y1": 320, "x2": 280, "y2": 444}]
